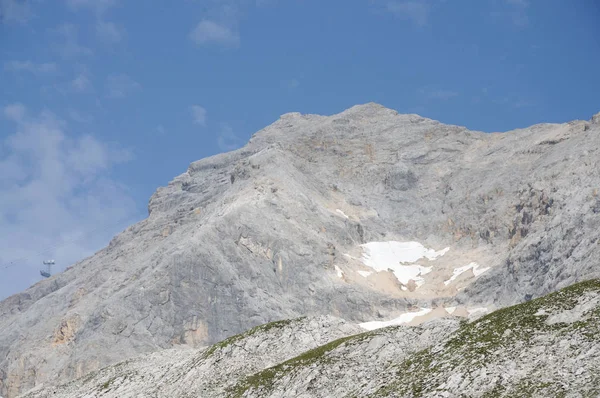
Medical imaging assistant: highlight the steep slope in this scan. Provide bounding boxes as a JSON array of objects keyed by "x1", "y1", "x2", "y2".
[
  {"x1": 232, "y1": 279, "x2": 600, "y2": 397},
  {"x1": 22, "y1": 279, "x2": 600, "y2": 397},
  {"x1": 19, "y1": 316, "x2": 460, "y2": 398},
  {"x1": 372, "y1": 278, "x2": 600, "y2": 397},
  {"x1": 1, "y1": 103, "x2": 599, "y2": 397},
  {"x1": 19, "y1": 316, "x2": 363, "y2": 398}
]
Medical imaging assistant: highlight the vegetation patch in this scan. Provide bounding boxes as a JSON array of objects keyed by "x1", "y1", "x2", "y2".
[
  {"x1": 201, "y1": 317, "x2": 305, "y2": 359},
  {"x1": 229, "y1": 326, "x2": 402, "y2": 397},
  {"x1": 98, "y1": 376, "x2": 117, "y2": 392},
  {"x1": 372, "y1": 279, "x2": 600, "y2": 397}
]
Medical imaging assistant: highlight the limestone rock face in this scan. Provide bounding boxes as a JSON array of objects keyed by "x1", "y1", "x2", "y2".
[
  {"x1": 20, "y1": 316, "x2": 364, "y2": 398},
  {"x1": 21, "y1": 280, "x2": 600, "y2": 397},
  {"x1": 1, "y1": 103, "x2": 599, "y2": 397}
]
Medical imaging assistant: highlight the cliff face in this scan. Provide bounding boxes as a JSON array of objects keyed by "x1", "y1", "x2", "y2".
[
  {"x1": 21, "y1": 280, "x2": 600, "y2": 397},
  {"x1": 1, "y1": 103, "x2": 599, "y2": 397}
]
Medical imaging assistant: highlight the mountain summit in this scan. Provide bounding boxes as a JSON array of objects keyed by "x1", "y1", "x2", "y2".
[{"x1": 1, "y1": 104, "x2": 599, "y2": 397}]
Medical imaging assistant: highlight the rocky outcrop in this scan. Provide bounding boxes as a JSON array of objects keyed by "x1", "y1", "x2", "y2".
[
  {"x1": 20, "y1": 316, "x2": 363, "y2": 398},
  {"x1": 1, "y1": 103, "x2": 599, "y2": 397},
  {"x1": 21, "y1": 279, "x2": 600, "y2": 397}
]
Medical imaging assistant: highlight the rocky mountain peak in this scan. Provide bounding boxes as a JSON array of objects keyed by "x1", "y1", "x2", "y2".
[{"x1": 1, "y1": 104, "x2": 600, "y2": 398}]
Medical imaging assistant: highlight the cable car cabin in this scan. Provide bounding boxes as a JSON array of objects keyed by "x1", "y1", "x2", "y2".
[{"x1": 40, "y1": 270, "x2": 51, "y2": 278}]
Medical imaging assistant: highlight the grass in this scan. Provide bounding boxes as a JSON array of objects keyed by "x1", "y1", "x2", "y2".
[
  {"x1": 201, "y1": 317, "x2": 305, "y2": 359},
  {"x1": 372, "y1": 278, "x2": 600, "y2": 397},
  {"x1": 229, "y1": 326, "x2": 401, "y2": 397}
]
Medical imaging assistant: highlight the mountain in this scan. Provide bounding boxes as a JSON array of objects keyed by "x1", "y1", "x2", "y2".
[
  {"x1": 20, "y1": 279, "x2": 600, "y2": 397},
  {"x1": 1, "y1": 103, "x2": 599, "y2": 398}
]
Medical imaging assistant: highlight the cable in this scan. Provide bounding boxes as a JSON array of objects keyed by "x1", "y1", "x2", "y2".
[{"x1": 0, "y1": 213, "x2": 141, "y2": 271}]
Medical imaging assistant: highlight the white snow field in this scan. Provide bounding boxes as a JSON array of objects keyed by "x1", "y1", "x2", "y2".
[
  {"x1": 443, "y1": 262, "x2": 490, "y2": 286},
  {"x1": 336, "y1": 209, "x2": 349, "y2": 219},
  {"x1": 359, "y1": 307, "x2": 433, "y2": 330},
  {"x1": 360, "y1": 241, "x2": 449, "y2": 287}
]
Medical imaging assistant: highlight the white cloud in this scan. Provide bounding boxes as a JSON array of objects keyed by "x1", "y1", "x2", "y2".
[
  {"x1": 156, "y1": 125, "x2": 166, "y2": 135},
  {"x1": 96, "y1": 20, "x2": 122, "y2": 43},
  {"x1": 4, "y1": 103, "x2": 26, "y2": 121},
  {"x1": 189, "y1": 105, "x2": 207, "y2": 126},
  {"x1": 190, "y1": 20, "x2": 240, "y2": 47},
  {"x1": 0, "y1": 104, "x2": 139, "y2": 299},
  {"x1": 105, "y1": 74, "x2": 141, "y2": 98},
  {"x1": 71, "y1": 72, "x2": 92, "y2": 92},
  {"x1": 427, "y1": 90, "x2": 458, "y2": 100},
  {"x1": 505, "y1": 0, "x2": 528, "y2": 6},
  {"x1": 285, "y1": 78, "x2": 300, "y2": 90},
  {"x1": 491, "y1": 0, "x2": 529, "y2": 27},
  {"x1": 514, "y1": 99, "x2": 535, "y2": 108},
  {"x1": 68, "y1": 108, "x2": 94, "y2": 123},
  {"x1": 0, "y1": 0, "x2": 33, "y2": 24},
  {"x1": 4, "y1": 61, "x2": 58, "y2": 75},
  {"x1": 51, "y1": 24, "x2": 93, "y2": 58},
  {"x1": 418, "y1": 87, "x2": 459, "y2": 101},
  {"x1": 217, "y1": 123, "x2": 243, "y2": 151},
  {"x1": 66, "y1": 0, "x2": 117, "y2": 14},
  {"x1": 386, "y1": 1, "x2": 430, "y2": 26}
]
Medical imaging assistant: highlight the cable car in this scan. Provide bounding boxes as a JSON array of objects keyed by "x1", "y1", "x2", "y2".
[{"x1": 40, "y1": 260, "x2": 55, "y2": 278}]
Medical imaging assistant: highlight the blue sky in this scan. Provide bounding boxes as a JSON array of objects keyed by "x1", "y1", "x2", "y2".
[{"x1": 0, "y1": 0, "x2": 599, "y2": 299}]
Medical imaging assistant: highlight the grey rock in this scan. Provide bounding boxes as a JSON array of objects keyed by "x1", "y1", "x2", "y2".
[
  {"x1": 22, "y1": 280, "x2": 600, "y2": 397},
  {"x1": 19, "y1": 316, "x2": 362, "y2": 398},
  {"x1": 1, "y1": 103, "x2": 600, "y2": 397}
]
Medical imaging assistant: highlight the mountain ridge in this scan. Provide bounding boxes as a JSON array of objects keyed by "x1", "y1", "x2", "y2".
[{"x1": 1, "y1": 103, "x2": 599, "y2": 397}]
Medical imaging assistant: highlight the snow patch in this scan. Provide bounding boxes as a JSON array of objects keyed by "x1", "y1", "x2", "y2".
[
  {"x1": 359, "y1": 308, "x2": 432, "y2": 330},
  {"x1": 336, "y1": 209, "x2": 349, "y2": 219},
  {"x1": 360, "y1": 241, "x2": 449, "y2": 287},
  {"x1": 357, "y1": 270, "x2": 372, "y2": 278},
  {"x1": 334, "y1": 265, "x2": 344, "y2": 278},
  {"x1": 445, "y1": 306, "x2": 457, "y2": 314},
  {"x1": 443, "y1": 262, "x2": 490, "y2": 286}
]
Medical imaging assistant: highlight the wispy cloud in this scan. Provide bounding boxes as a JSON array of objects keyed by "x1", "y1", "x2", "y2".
[
  {"x1": 514, "y1": 99, "x2": 535, "y2": 108},
  {"x1": 0, "y1": 0, "x2": 33, "y2": 24},
  {"x1": 66, "y1": 0, "x2": 124, "y2": 44},
  {"x1": 68, "y1": 108, "x2": 94, "y2": 123},
  {"x1": 51, "y1": 24, "x2": 93, "y2": 58},
  {"x1": 71, "y1": 72, "x2": 92, "y2": 92},
  {"x1": 156, "y1": 125, "x2": 166, "y2": 136},
  {"x1": 189, "y1": 105, "x2": 207, "y2": 126},
  {"x1": 418, "y1": 87, "x2": 459, "y2": 100},
  {"x1": 505, "y1": 0, "x2": 528, "y2": 7},
  {"x1": 285, "y1": 78, "x2": 300, "y2": 90},
  {"x1": 0, "y1": 104, "x2": 139, "y2": 299},
  {"x1": 4, "y1": 61, "x2": 58, "y2": 75},
  {"x1": 217, "y1": 123, "x2": 243, "y2": 151},
  {"x1": 190, "y1": 20, "x2": 240, "y2": 47},
  {"x1": 427, "y1": 90, "x2": 458, "y2": 100},
  {"x1": 96, "y1": 20, "x2": 122, "y2": 43},
  {"x1": 386, "y1": 1, "x2": 430, "y2": 26},
  {"x1": 4, "y1": 103, "x2": 26, "y2": 121},
  {"x1": 66, "y1": 0, "x2": 117, "y2": 15},
  {"x1": 491, "y1": 0, "x2": 529, "y2": 27},
  {"x1": 105, "y1": 74, "x2": 141, "y2": 98}
]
